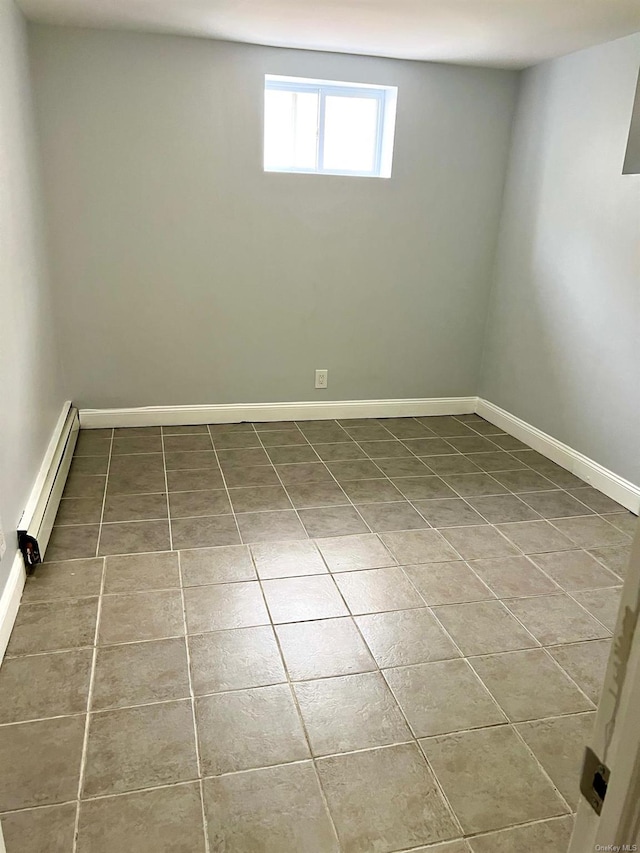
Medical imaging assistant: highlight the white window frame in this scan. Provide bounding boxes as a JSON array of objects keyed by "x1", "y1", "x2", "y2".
[{"x1": 264, "y1": 75, "x2": 397, "y2": 178}]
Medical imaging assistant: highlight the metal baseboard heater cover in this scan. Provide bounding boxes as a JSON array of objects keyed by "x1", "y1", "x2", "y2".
[{"x1": 18, "y1": 404, "x2": 79, "y2": 570}]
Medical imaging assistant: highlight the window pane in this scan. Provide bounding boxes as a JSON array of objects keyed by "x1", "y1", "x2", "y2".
[
  {"x1": 264, "y1": 89, "x2": 318, "y2": 170},
  {"x1": 322, "y1": 95, "x2": 379, "y2": 173}
]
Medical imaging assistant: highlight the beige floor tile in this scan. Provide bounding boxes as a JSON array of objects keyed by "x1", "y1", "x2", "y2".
[
  {"x1": 334, "y1": 567, "x2": 425, "y2": 615},
  {"x1": 469, "y1": 815, "x2": 574, "y2": 853},
  {"x1": 403, "y1": 561, "x2": 495, "y2": 605},
  {"x1": 276, "y1": 462, "x2": 334, "y2": 484},
  {"x1": 294, "y1": 672, "x2": 411, "y2": 755},
  {"x1": 519, "y1": 489, "x2": 594, "y2": 519},
  {"x1": 171, "y1": 515, "x2": 240, "y2": 549},
  {"x1": 384, "y1": 659, "x2": 506, "y2": 736},
  {"x1": 0, "y1": 716, "x2": 85, "y2": 811},
  {"x1": 77, "y1": 782, "x2": 206, "y2": 853},
  {"x1": 316, "y1": 534, "x2": 396, "y2": 572},
  {"x1": 179, "y1": 544, "x2": 256, "y2": 585},
  {"x1": 442, "y1": 473, "x2": 508, "y2": 497},
  {"x1": 441, "y1": 526, "x2": 520, "y2": 560},
  {"x1": 421, "y1": 725, "x2": 567, "y2": 833},
  {"x1": 356, "y1": 609, "x2": 460, "y2": 667},
  {"x1": 274, "y1": 435, "x2": 336, "y2": 457},
  {"x1": 98, "y1": 520, "x2": 171, "y2": 556},
  {"x1": 166, "y1": 467, "x2": 224, "y2": 491},
  {"x1": 412, "y1": 498, "x2": 487, "y2": 528},
  {"x1": 99, "y1": 589, "x2": 184, "y2": 644},
  {"x1": 466, "y1": 493, "x2": 540, "y2": 522},
  {"x1": 568, "y1": 487, "x2": 628, "y2": 514},
  {"x1": 316, "y1": 743, "x2": 459, "y2": 852},
  {"x1": 530, "y1": 550, "x2": 621, "y2": 590},
  {"x1": 588, "y1": 544, "x2": 632, "y2": 578},
  {"x1": 492, "y1": 468, "x2": 556, "y2": 492},
  {"x1": 7, "y1": 598, "x2": 98, "y2": 656},
  {"x1": 494, "y1": 520, "x2": 575, "y2": 554},
  {"x1": 424, "y1": 455, "x2": 484, "y2": 475},
  {"x1": 602, "y1": 511, "x2": 638, "y2": 536},
  {"x1": 340, "y1": 478, "x2": 404, "y2": 503},
  {"x1": 392, "y1": 476, "x2": 457, "y2": 500},
  {"x1": 188, "y1": 626, "x2": 286, "y2": 694},
  {"x1": 62, "y1": 473, "x2": 106, "y2": 500},
  {"x1": 262, "y1": 575, "x2": 347, "y2": 623},
  {"x1": 102, "y1": 492, "x2": 168, "y2": 523},
  {"x1": 22, "y1": 558, "x2": 103, "y2": 602},
  {"x1": 469, "y1": 649, "x2": 594, "y2": 722},
  {"x1": 103, "y1": 551, "x2": 179, "y2": 593},
  {"x1": 374, "y1": 457, "x2": 432, "y2": 478},
  {"x1": 284, "y1": 481, "x2": 350, "y2": 508},
  {"x1": 299, "y1": 505, "x2": 369, "y2": 537},
  {"x1": 548, "y1": 639, "x2": 612, "y2": 703},
  {"x1": 505, "y1": 594, "x2": 611, "y2": 645},
  {"x1": 168, "y1": 489, "x2": 231, "y2": 518},
  {"x1": 237, "y1": 510, "x2": 307, "y2": 543},
  {"x1": 276, "y1": 617, "x2": 376, "y2": 680},
  {"x1": 516, "y1": 712, "x2": 596, "y2": 808},
  {"x1": 1, "y1": 803, "x2": 77, "y2": 853},
  {"x1": 552, "y1": 516, "x2": 631, "y2": 548},
  {"x1": 166, "y1": 450, "x2": 220, "y2": 470},
  {"x1": 432, "y1": 600, "x2": 537, "y2": 655},
  {"x1": 46, "y1": 524, "x2": 101, "y2": 560},
  {"x1": 380, "y1": 529, "x2": 460, "y2": 564},
  {"x1": 92, "y1": 638, "x2": 190, "y2": 710},
  {"x1": 0, "y1": 649, "x2": 92, "y2": 723},
  {"x1": 469, "y1": 555, "x2": 558, "y2": 597},
  {"x1": 250, "y1": 539, "x2": 327, "y2": 578},
  {"x1": 572, "y1": 587, "x2": 622, "y2": 631},
  {"x1": 83, "y1": 700, "x2": 198, "y2": 797},
  {"x1": 196, "y1": 684, "x2": 309, "y2": 774},
  {"x1": 203, "y1": 763, "x2": 339, "y2": 853},
  {"x1": 466, "y1": 451, "x2": 526, "y2": 472},
  {"x1": 355, "y1": 501, "x2": 429, "y2": 532},
  {"x1": 184, "y1": 581, "x2": 268, "y2": 632},
  {"x1": 412, "y1": 842, "x2": 471, "y2": 853}
]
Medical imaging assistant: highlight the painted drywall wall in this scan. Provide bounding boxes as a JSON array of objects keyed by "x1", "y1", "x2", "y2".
[
  {"x1": 480, "y1": 34, "x2": 640, "y2": 485},
  {"x1": 0, "y1": 0, "x2": 65, "y2": 596},
  {"x1": 28, "y1": 25, "x2": 519, "y2": 408}
]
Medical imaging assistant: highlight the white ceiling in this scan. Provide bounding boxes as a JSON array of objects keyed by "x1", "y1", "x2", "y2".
[{"x1": 17, "y1": 0, "x2": 640, "y2": 69}]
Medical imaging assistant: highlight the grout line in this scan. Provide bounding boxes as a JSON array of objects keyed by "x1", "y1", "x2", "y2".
[
  {"x1": 94, "y1": 430, "x2": 114, "y2": 557},
  {"x1": 71, "y1": 555, "x2": 106, "y2": 852},
  {"x1": 252, "y1": 422, "x2": 377, "y2": 539},
  {"x1": 160, "y1": 429, "x2": 174, "y2": 552},
  {"x1": 206, "y1": 424, "x2": 245, "y2": 548},
  {"x1": 243, "y1": 535, "x2": 343, "y2": 850},
  {"x1": 318, "y1": 562, "x2": 467, "y2": 838},
  {"x1": 176, "y1": 550, "x2": 211, "y2": 853}
]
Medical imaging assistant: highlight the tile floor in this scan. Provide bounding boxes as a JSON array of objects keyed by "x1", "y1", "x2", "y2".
[{"x1": 0, "y1": 414, "x2": 637, "y2": 853}]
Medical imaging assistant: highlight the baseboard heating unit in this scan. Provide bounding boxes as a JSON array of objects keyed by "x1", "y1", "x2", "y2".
[{"x1": 18, "y1": 403, "x2": 79, "y2": 568}]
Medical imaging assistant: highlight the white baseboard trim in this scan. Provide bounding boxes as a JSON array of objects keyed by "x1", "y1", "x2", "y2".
[
  {"x1": 477, "y1": 399, "x2": 640, "y2": 514},
  {"x1": 19, "y1": 401, "x2": 79, "y2": 557},
  {"x1": 1, "y1": 400, "x2": 77, "y2": 664},
  {"x1": 0, "y1": 552, "x2": 26, "y2": 663},
  {"x1": 79, "y1": 397, "x2": 478, "y2": 429},
  {"x1": 78, "y1": 394, "x2": 639, "y2": 512}
]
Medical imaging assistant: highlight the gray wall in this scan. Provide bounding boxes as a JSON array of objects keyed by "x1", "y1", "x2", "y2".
[
  {"x1": 28, "y1": 25, "x2": 519, "y2": 409},
  {"x1": 0, "y1": 0, "x2": 65, "y2": 596},
  {"x1": 480, "y1": 34, "x2": 640, "y2": 485}
]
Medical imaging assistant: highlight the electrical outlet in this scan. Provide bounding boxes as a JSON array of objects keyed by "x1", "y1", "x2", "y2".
[{"x1": 315, "y1": 369, "x2": 328, "y2": 389}]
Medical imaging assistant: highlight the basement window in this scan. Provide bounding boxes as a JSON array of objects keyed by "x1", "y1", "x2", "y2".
[{"x1": 263, "y1": 75, "x2": 398, "y2": 178}]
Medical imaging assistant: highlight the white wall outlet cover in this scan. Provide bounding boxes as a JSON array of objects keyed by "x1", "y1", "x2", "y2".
[{"x1": 315, "y1": 369, "x2": 328, "y2": 389}]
